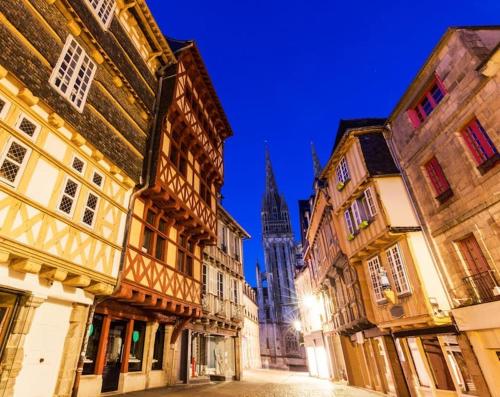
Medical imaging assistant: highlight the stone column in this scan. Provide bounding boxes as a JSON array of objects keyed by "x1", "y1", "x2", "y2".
[
  {"x1": 233, "y1": 333, "x2": 242, "y2": 381},
  {"x1": 53, "y1": 303, "x2": 89, "y2": 397},
  {"x1": 164, "y1": 325, "x2": 177, "y2": 386},
  {"x1": 0, "y1": 295, "x2": 46, "y2": 397},
  {"x1": 144, "y1": 321, "x2": 159, "y2": 390},
  {"x1": 456, "y1": 333, "x2": 491, "y2": 397}
]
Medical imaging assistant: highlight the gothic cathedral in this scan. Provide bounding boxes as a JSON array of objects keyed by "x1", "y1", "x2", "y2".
[{"x1": 256, "y1": 149, "x2": 307, "y2": 370}]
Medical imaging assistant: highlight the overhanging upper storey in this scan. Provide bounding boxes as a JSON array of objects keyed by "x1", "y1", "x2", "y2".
[{"x1": 145, "y1": 38, "x2": 233, "y2": 245}]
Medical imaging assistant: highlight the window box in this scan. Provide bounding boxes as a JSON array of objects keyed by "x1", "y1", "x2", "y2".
[
  {"x1": 347, "y1": 232, "x2": 358, "y2": 241},
  {"x1": 477, "y1": 152, "x2": 499, "y2": 175},
  {"x1": 336, "y1": 179, "x2": 349, "y2": 191},
  {"x1": 359, "y1": 220, "x2": 370, "y2": 229},
  {"x1": 435, "y1": 187, "x2": 454, "y2": 204}
]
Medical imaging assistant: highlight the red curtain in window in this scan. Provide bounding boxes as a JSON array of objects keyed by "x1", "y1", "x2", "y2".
[
  {"x1": 424, "y1": 157, "x2": 450, "y2": 196},
  {"x1": 461, "y1": 118, "x2": 497, "y2": 165}
]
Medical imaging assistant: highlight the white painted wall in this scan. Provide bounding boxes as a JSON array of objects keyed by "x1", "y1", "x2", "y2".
[
  {"x1": 376, "y1": 177, "x2": 419, "y2": 227},
  {"x1": 13, "y1": 298, "x2": 72, "y2": 397}
]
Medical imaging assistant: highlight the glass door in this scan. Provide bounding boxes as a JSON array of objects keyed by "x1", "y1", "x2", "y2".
[{"x1": 101, "y1": 320, "x2": 127, "y2": 392}]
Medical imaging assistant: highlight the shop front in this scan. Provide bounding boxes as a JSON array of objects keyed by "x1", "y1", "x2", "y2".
[
  {"x1": 78, "y1": 301, "x2": 174, "y2": 396},
  {"x1": 394, "y1": 327, "x2": 480, "y2": 397}
]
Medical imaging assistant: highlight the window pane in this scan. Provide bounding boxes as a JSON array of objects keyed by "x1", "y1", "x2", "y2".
[
  {"x1": 155, "y1": 236, "x2": 165, "y2": 261},
  {"x1": 407, "y1": 338, "x2": 432, "y2": 387},
  {"x1": 152, "y1": 325, "x2": 165, "y2": 370},
  {"x1": 83, "y1": 314, "x2": 103, "y2": 375},
  {"x1": 128, "y1": 321, "x2": 146, "y2": 372},
  {"x1": 142, "y1": 228, "x2": 153, "y2": 254}
]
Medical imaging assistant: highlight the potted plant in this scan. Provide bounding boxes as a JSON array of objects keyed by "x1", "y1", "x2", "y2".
[
  {"x1": 336, "y1": 181, "x2": 345, "y2": 191},
  {"x1": 359, "y1": 220, "x2": 369, "y2": 229}
]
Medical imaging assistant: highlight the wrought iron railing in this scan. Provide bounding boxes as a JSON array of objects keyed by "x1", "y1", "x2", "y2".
[{"x1": 462, "y1": 270, "x2": 500, "y2": 305}]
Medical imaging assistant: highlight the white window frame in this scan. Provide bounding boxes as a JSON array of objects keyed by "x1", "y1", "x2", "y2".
[
  {"x1": 71, "y1": 155, "x2": 87, "y2": 175},
  {"x1": 57, "y1": 176, "x2": 81, "y2": 217},
  {"x1": 217, "y1": 271, "x2": 224, "y2": 299},
  {"x1": 0, "y1": 137, "x2": 32, "y2": 188},
  {"x1": 386, "y1": 244, "x2": 411, "y2": 295},
  {"x1": 50, "y1": 35, "x2": 97, "y2": 112},
  {"x1": 363, "y1": 187, "x2": 377, "y2": 217},
  {"x1": 202, "y1": 264, "x2": 208, "y2": 294},
  {"x1": 0, "y1": 94, "x2": 11, "y2": 120},
  {"x1": 351, "y1": 201, "x2": 363, "y2": 227},
  {"x1": 14, "y1": 113, "x2": 41, "y2": 141},
  {"x1": 85, "y1": 0, "x2": 116, "y2": 29},
  {"x1": 336, "y1": 156, "x2": 350, "y2": 183},
  {"x1": 91, "y1": 170, "x2": 105, "y2": 188},
  {"x1": 367, "y1": 256, "x2": 386, "y2": 303},
  {"x1": 344, "y1": 209, "x2": 355, "y2": 236},
  {"x1": 81, "y1": 191, "x2": 99, "y2": 228}
]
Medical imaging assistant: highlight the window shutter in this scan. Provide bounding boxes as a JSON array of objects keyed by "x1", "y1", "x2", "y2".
[
  {"x1": 424, "y1": 157, "x2": 450, "y2": 196},
  {"x1": 407, "y1": 109, "x2": 421, "y2": 128}
]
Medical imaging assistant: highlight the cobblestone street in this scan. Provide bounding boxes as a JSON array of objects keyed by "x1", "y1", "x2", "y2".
[{"x1": 118, "y1": 369, "x2": 381, "y2": 397}]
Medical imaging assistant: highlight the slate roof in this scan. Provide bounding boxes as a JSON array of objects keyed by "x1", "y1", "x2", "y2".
[{"x1": 330, "y1": 118, "x2": 399, "y2": 177}]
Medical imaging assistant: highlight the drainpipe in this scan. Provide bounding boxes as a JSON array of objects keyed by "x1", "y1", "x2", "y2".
[
  {"x1": 383, "y1": 123, "x2": 454, "y2": 307},
  {"x1": 71, "y1": 65, "x2": 176, "y2": 397}
]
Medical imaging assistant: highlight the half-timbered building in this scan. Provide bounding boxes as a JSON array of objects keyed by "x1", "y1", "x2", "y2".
[
  {"x1": 80, "y1": 37, "x2": 232, "y2": 395},
  {"x1": 0, "y1": 1, "x2": 174, "y2": 396},
  {"x1": 186, "y1": 205, "x2": 248, "y2": 383}
]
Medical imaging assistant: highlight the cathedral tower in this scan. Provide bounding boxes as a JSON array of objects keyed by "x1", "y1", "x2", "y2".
[{"x1": 256, "y1": 148, "x2": 307, "y2": 370}]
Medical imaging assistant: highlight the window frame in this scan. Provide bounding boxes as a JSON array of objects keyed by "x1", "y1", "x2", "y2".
[
  {"x1": 407, "y1": 75, "x2": 447, "y2": 128},
  {"x1": 0, "y1": 94, "x2": 11, "y2": 120},
  {"x1": 49, "y1": 35, "x2": 97, "y2": 112},
  {"x1": 461, "y1": 118, "x2": 498, "y2": 173},
  {"x1": 424, "y1": 156, "x2": 453, "y2": 203},
  {"x1": 386, "y1": 243, "x2": 412, "y2": 296},
  {"x1": 14, "y1": 113, "x2": 41, "y2": 141},
  {"x1": 0, "y1": 137, "x2": 32, "y2": 188},
  {"x1": 85, "y1": 0, "x2": 116, "y2": 30},
  {"x1": 91, "y1": 170, "x2": 104, "y2": 188},
  {"x1": 57, "y1": 176, "x2": 81, "y2": 217},
  {"x1": 336, "y1": 156, "x2": 350, "y2": 184},
  {"x1": 81, "y1": 191, "x2": 99, "y2": 228},
  {"x1": 71, "y1": 155, "x2": 87, "y2": 175},
  {"x1": 367, "y1": 255, "x2": 386, "y2": 303},
  {"x1": 217, "y1": 271, "x2": 224, "y2": 299}
]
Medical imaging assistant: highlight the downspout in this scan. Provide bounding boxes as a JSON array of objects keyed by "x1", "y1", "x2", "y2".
[
  {"x1": 71, "y1": 65, "x2": 175, "y2": 397},
  {"x1": 383, "y1": 123, "x2": 454, "y2": 307}
]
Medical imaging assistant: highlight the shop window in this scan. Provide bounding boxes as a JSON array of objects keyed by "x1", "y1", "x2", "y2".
[
  {"x1": 151, "y1": 325, "x2": 165, "y2": 370},
  {"x1": 421, "y1": 336, "x2": 455, "y2": 391},
  {"x1": 50, "y1": 36, "x2": 96, "y2": 112},
  {"x1": 0, "y1": 290, "x2": 20, "y2": 357},
  {"x1": 461, "y1": 118, "x2": 498, "y2": 173},
  {"x1": 407, "y1": 337, "x2": 432, "y2": 387},
  {"x1": 442, "y1": 335, "x2": 477, "y2": 395},
  {"x1": 82, "y1": 314, "x2": 103, "y2": 375},
  {"x1": 128, "y1": 321, "x2": 146, "y2": 372}
]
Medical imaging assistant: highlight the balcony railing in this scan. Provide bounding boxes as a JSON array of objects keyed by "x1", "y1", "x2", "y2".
[
  {"x1": 201, "y1": 293, "x2": 244, "y2": 323},
  {"x1": 461, "y1": 270, "x2": 500, "y2": 305},
  {"x1": 204, "y1": 245, "x2": 243, "y2": 275}
]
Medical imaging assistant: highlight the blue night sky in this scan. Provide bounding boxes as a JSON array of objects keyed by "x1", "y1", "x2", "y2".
[{"x1": 147, "y1": 0, "x2": 499, "y2": 287}]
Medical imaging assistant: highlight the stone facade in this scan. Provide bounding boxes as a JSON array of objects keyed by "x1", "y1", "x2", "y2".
[
  {"x1": 241, "y1": 282, "x2": 261, "y2": 371},
  {"x1": 388, "y1": 27, "x2": 500, "y2": 397}
]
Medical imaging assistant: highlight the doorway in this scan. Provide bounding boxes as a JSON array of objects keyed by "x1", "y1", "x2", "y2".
[{"x1": 101, "y1": 320, "x2": 127, "y2": 392}]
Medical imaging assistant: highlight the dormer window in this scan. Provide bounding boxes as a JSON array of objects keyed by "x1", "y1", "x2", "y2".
[{"x1": 408, "y1": 75, "x2": 446, "y2": 128}]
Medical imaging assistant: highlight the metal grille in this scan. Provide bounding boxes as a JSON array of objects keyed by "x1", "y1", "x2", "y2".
[
  {"x1": 59, "y1": 195, "x2": 74, "y2": 214},
  {"x1": 64, "y1": 179, "x2": 78, "y2": 197},
  {"x1": 18, "y1": 117, "x2": 37, "y2": 138},
  {"x1": 0, "y1": 141, "x2": 28, "y2": 183},
  {"x1": 82, "y1": 208, "x2": 95, "y2": 226},
  {"x1": 72, "y1": 157, "x2": 85, "y2": 173},
  {"x1": 92, "y1": 171, "x2": 103, "y2": 186}
]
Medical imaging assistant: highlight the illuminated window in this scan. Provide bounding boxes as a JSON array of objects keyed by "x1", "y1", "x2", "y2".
[
  {"x1": 50, "y1": 36, "x2": 96, "y2": 111},
  {"x1": 82, "y1": 314, "x2": 103, "y2": 375},
  {"x1": 128, "y1": 321, "x2": 146, "y2": 372}
]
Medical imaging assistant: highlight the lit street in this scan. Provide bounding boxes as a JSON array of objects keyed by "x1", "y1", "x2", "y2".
[{"x1": 117, "y1": 369, "x2": 381, "y2": 397}]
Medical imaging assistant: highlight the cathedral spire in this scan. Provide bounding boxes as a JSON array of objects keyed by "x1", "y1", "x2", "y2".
[
  {"x1": 265, "y1": 144, "x2": 278, "y2": 194},
  {"x1": 311, "y1": 141, "x2": 322, "y2": 179}
]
